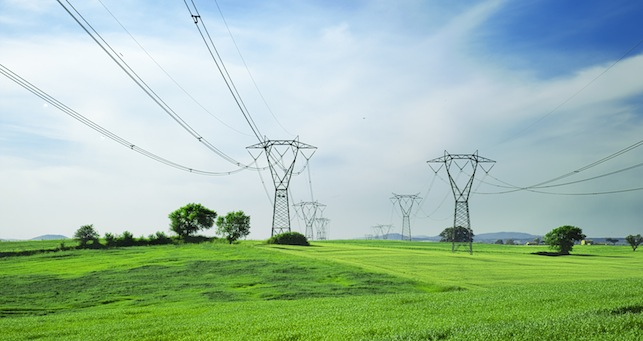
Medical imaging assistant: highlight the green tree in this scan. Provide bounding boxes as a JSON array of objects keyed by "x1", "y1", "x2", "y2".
[
  {"x1": 544, "y1": 225, "x2": 586, "y2": 255},
  {"x1": 216, "y1": 211, "x2": 251, "y2": 244},
  {"x1": 74, "y1": 224, "x2": 99, "y2": 248},
  {"x1": 439, "y1": 226, "x2": 474, "y2": 243},
  {"x1": 168, "y1": 203, "x2": 217, "y2": 239},
  {"x1": 625, "y1": 234, "x2": 642, "y2": 251},
  {"x1": 605, "y1": 237, "x2": 619, "y2": 246}
]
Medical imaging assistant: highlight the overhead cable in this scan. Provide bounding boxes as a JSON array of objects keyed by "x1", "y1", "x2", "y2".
[
  {"x1": 479, "y1": 137, "x2": 643, "y2": 195},
  {"x1": 56, "y1": 0, "x2": 258, "y2": 169},
  {"x1": 96, "y1": 0, "x2": 252, "y2": 137},
  {"x1": 212, "y1": 0, "x2": 294, "y2": 137},
  {"x1": 0, "y1": 63, "x2": 247, "y2": 176},
  {"x1": 182, "y1": 0, "x2": 264, "y2": 143}
]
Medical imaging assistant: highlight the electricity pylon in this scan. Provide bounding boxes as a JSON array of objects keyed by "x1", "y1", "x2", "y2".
[
  {"x1": 248, "y1": 138, "x2": 316, "y2": 237},
  {"x1": 427, "y1": 150, "x2": 495, "y2": 254},
  {"x1": 294, "y1": 201, "x2": 325, "y2": 240},
  {"x1": 315, "y1": 217, "x2": 329, "y2": 240},
  {"x1": 373, "y1": 224, "x2": 393, "y2": 239},
  {"x1": 390, "y1": 193, "x2": 421, "y2": 241}
]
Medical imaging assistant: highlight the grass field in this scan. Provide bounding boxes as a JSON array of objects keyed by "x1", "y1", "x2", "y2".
[{"x1": 1, "y1": 240, "x2": 642, "y2": 340}]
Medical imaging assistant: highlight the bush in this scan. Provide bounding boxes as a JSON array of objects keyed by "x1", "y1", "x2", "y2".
[
  {"x1": 266, "y1": 232, "x2": 310, "y2": 246},
  {"x1": 116, "y1": 231, "x2": 136, "y2": 247},
  {"x1": 148, "y1": 231, "x2": 173, "y2": 245},
  {"x1": 104, "y1": 233, "x2": 117, "y2": 247}
]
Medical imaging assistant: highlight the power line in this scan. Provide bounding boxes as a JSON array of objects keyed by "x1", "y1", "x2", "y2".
[
  {"x1": 212, "y1": 0, "x2": 294, "y2": 137},
  {"x1": 182, "y1": 0, "x2": 264, "y2": 143},
  {"x1": 0, "y1": 63, "x2": 246, "y2": 176},
  {"x1": 476, "y1": 138, "x2": 643, "y2": 195},
  {"x1": 483, "y1": 161, "x2": 643, "y2": 191},
  {"x1": 57, "y1": 0, "x2": 257, "y2": 169},
  {"x1": 96, "y1": 0, "x2": 252, "y2": 137}
]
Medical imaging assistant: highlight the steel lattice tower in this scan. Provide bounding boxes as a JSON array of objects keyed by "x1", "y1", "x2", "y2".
[
  {"x1": 294, "y1": 201, "x2": 325, "y2": 240},
  {"x1": 248, "y1": 138, "x2": 316, "y2": 237},
  {"x1": 390, "y1": 193, "x2": 421, "y2": 241},
  {"x1": 372, "y1": 224, "x2": 393, "y2": 239},
  {"x1": 315, "y1": 217, "x2": 329, "y2": 240},
  {"x1": 427, "y1": 150, "x2": 495, "y2": 254}
]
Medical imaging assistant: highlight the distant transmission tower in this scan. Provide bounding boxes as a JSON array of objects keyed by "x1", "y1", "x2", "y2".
[
  {"x1": 390, "y1": 193, "x2": 421, "y2": 241},
  {"x1": 248, "y1": 138, "x2": 316, "y2": 237},
  {"x1": 315, "y1": 217, "x2": 329, "y2": 240},
  {"x1": 372, "y1": 224, "x2": 393, "y2": 239},
  {"x1": 294, "y1": 201, "x2": 325, "y2": 240},
  {"x1": 427, "y1": 150, "x2": 495, "y2": 254}
]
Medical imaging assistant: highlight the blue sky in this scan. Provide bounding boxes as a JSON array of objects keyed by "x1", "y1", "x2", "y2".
[
  {"x1": 1, "y1": 0, "x2": 643, "y2": 241},
  {"x1": 477, "y1": 0, "x2": 643, "y2": 78}
]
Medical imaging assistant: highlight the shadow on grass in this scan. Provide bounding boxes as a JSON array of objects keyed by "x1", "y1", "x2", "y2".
[
  {"x1": 531, "y1": 251, "x2": 627, "y2": 258},
  {"x1": 531, "y1": 251, "x2": 592, "y2": 257}
]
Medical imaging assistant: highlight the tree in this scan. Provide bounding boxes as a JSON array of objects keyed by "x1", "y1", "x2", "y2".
[
  {"x1": 625, "y1": 234, "x2": 642, "y2": 251},
  {"x1": 439, "y1": 226, "x2": 474, "y2": 243},
  {"x1": 544, "y1": 225, "x2": 585, "y2": 255},
  {"x1": 74, "y1": 224, "x2": 99, "y2": 248},
  {"x1": 216, "y1": 211, "x2": 251, "y2": 244},
  {"x1": 494, "y1": 239, "x2": 504, "y2": 245},
  {"x1": 605, "y1": 238, "x2": 619, "y2": 246},
  {"x1": 168, "y1": 203, "x2": 217, "y2": 239}
]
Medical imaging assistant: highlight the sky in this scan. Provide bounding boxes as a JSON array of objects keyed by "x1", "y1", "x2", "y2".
[{"x1": 1, "y1": 0, "x2": 643, "y2": 241}]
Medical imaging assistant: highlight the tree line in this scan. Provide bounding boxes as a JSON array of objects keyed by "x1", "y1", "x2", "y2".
[
  {"x1": 438, "y1": 225, "x2": 642, "y2": 253},
  {"x1": 74, "y1": 203, "x2": 251, "y2": 248}
]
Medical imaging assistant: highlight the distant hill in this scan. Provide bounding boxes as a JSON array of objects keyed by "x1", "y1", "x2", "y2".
[
  {"x1": 30, "y1": 234, "x2": 69, "y2": 241},
  {"x1": 371, "y1": 233, "x2": 439, "y2": 241},
  {"x1": 374, "y1": 232, "x2": 541, "y2": 243},
  {"x1": 474, "y1": 232, "x2": 540, "y2": 242}
]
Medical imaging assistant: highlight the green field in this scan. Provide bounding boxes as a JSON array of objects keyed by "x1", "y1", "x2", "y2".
[{"x1": 1, "y1": 240, "x2": 642, "y2": 340}]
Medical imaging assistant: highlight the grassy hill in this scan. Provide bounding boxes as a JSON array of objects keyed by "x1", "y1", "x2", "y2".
[{"x1": 1, "y1": 240, "x2": 641, "y2": 340}]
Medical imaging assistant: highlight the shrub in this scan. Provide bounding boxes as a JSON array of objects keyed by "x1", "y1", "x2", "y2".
[
  {"x1": 104, "y1": 233, "x2": 117, "y2": 247},
  {"x1": 439, "y1": 226, "x2": 474, "y2": 243},
  {"x1": 267, "y1": 232, "x2": 310, "y2": 246},
  {"x1": 148, "y1": 231, "x2": 173, "y2": 245},
  {"x1": 116, "y1": 231, "x2": 136, "y2": 247}
]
